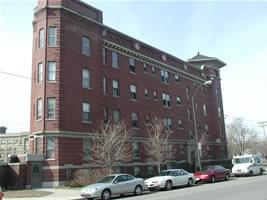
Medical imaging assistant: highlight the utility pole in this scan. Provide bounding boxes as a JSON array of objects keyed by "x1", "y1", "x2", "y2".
[{"x1": 257, "y1": 121, "x2": 267, "y2": 137}]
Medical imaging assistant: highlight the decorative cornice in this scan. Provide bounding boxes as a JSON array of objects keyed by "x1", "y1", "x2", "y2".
[{"x1": 103, "y1": 40, "x2": 206, "y2": 84}]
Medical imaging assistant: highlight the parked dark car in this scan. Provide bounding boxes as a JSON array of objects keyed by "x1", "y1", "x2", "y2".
[{"x1": 194, "y1": 165, "x2": 230, "y2": 183}]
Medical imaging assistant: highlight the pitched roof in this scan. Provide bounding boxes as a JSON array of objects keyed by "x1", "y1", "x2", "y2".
[{"x1": 187, "y1": 52, "x2": 226, "y2": 68}]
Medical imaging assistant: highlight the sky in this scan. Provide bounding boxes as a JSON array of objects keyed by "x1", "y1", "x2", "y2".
[{"x1": 0, "y1": 0, "x2": 267, "y2": 134}]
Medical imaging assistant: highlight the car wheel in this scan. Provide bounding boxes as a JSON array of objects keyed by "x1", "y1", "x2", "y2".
[
  {"x1": 260, "y1": 168, "x2": 264, "y2": 175},
  {"x1": 249, "y1": 171, "x2": 253, "y2": 176},
  {"x1": 134, "y1": 185, "x2": 142, "y2": 195},
  {"x1": 101, "y1": 189, "x2": 111, "y2": 200},
  {"x1": 165, "y1": 180, "x2": 172, "y2": 191},
  {"x1": 225, "y1": 174, "x2": 230, "y2": 181},
  {"x1": 210, "y1": 176, "x2": 216, "y2": 183},
  {"x1": 187, "y1": 178, "x2": 193, "y2": 187}
]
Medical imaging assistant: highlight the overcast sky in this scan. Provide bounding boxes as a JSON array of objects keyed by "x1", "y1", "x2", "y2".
[{"x1": 0, "y1": 0, "x2": 267, "y2": 134}]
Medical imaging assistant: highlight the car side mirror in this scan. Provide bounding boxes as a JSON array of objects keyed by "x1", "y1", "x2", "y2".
[{"x1": 113, "y1": 180, "x2": 118, "y2": 184}]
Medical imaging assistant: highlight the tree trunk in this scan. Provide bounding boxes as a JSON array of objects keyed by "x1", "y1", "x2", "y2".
[{"x1": 157, "y1": 162, "x2": 161, "y2": 175}]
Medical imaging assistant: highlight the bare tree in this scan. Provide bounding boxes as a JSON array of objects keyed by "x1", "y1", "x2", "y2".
[
  {"x1": 90, "y1": 120, "x2": 132, "y2": 174},
  {"x1": 145, "y1": 117, "x2": 170, "y2": 175},
  {"x1": 226, "y1": 118, "x2": 259, "y2": 157}
]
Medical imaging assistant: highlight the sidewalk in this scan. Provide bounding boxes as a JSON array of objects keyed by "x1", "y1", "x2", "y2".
[{"x1": 4, "y1": 188, "x2": 83, "y2": 200}]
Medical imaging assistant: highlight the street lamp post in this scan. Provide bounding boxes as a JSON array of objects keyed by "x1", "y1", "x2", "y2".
[{"x1": 191, "y1": 80, "x2": 212, "y2": 172}]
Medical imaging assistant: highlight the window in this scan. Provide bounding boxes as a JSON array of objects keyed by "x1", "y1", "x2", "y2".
[
  {"x1": 152, "y1": 66, "x2": 156, "y2": 75},
  {"x1": 187, "y1": 109, "x2": 192, "y2": 121},
  {"x1": 218, "y1": 107, "x2": 222, "y2": 118},
  {"x1": 36, "y1": 98, "x2": 42, "y2": 120},
  {"x1": 215, "y1": 69, "x2": 219, "y2": 77},
  {"x1": 82, "y1": 36, "x2": 91, "y2": 56},
  {"x1": 189, "y1": 130, "x2": 194, "y2": 139},
  {"x1": 143, "y1": 63, "x2": 147, "y2": 72},
  {"x1": 204, "y1": 124, "x2": 209, "y2": 134},
  {"x1": 175, "y1": 74, "x2": 180, "y2": 83},
  {"x1": 35, "y1": 137, "x2": 42, "y2": 155},
  {"x1": 112, "y1": 51, "x2": 118, "y2": 68},
  {"x1": 39, "y1": 28, "x2": 45, "y2": 48},
  {"x1": 46, "y1": 137, "x2": 54, "y2": 159},
  {"x1": 145, "y1": 114, "x2": 150, "y2": 124},
  {"x1": 104, "y1": 107, "x2": 108, "y2": 124},
  {"x1": 129, "y1": 58, "x2": 135, "y2": 73},
  {"x1": 144, "y1": 88, "x2": 149, "y2": 98},
  {"x1": 103, "y1": 77, "x2": 107, "y2": 95},
  {"x1": 203, "y1": 104, "x2": 207, "y2": 116},
  {"x1": 82, "y1": 69, "x2": 91, "y2": 89},
  {"x1": 164, "y1": 117, "x2": 172, "y2": 131},
  {"x1": 183, "y1": 64, "x2": 188, "y2": 70},
  {"x1": 83, "y1": 138, "x2": 91, "y2": 160},
  {"x1": 178, "y1": 120, "x2": 183, "y2": 129},
  {"x1": 168, "y1": 144, "x2": 174, "y2": 158},
  {"x1": 82, "y1": 102, "x2": 92, "y2": 122},
  {"x1": 148, "y1": 166, "x2": 155, "y2": 175},
  {"x1": 133, "y1": 142, "x2": 140, "y2": 159},
  {"x1": 47, "y1": 61, "x2": 56, "y2": 81},
  {"x1": 134, "y1": 167, "x2": 140, "y2": 176},
  {"x1": 102, "y1": 48, "x2": 107, "y2": 64},
  {"x1": 176, "y1": 97, "x2": 181, "y2": 106},
  {"x1": 161, "y1": 69, "x2": 169, "y2": 83},
  {"x1": 186, "y1": 87, "x2": 190, "y2": 99},
  {"x1": 47, "y1": 97, "x2": 56, "y2": 119},
  {"x1": 130, "y1": 84, "x2": 137, "y2": 100},
  {"x1": 113, "y1": 109, "x2": 120, "y2": 123},
  {"x1": 37, "y1": 63, "x2": 43, "y2": 83},
  {"x1": 131, "y1": 112, "x2": 138, "y2": 128},
  {"x1": 162, "y1": 93, "x2": 171, "y2": 107},
  {"x1": 48, "y1": 27, "x2": 57, "y2": 47},
  {"x1": 153, "y1": 90, "x2": 157, "y2": 99},
  {"x1": 112, "y1": 79, "x2": 120, "y2": 97}
]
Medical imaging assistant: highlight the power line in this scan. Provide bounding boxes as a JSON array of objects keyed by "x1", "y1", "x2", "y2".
[
  {"x1": 224, "y1": 114, "x2": 266, "y2": 123},
  {"x1": 0, "y1": 70, "x2": 32, "y2": 80}
]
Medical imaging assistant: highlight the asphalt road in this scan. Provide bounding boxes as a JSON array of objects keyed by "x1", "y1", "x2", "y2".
[{"x1": 111, "y1": 175, "x2": 267, "y2": 200}]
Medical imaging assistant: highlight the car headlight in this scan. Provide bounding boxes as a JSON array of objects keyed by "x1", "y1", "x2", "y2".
[{"x1": 90, "y1": 188, "x2": 98, "y2": 193}]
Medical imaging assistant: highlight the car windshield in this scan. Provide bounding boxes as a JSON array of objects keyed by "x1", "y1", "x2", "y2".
[
  {"x1": 97, "y1": 176, "x2": 116, "y2": 183},
  {"x1": 160, "y1": 171, "x2": 175, "y2": 176},
  {"x1": 234, "y1": 157, "x2": 251, "y2": 164}
]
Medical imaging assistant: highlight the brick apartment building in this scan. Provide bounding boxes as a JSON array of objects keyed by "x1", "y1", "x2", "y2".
[{"x1": 30, "y1": 0, "x2": 228, "y2": 187}]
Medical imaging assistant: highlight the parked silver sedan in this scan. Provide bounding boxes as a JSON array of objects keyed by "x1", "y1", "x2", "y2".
[{"x1": 80, "y1": 174, "x2": 146, "y2": 200}]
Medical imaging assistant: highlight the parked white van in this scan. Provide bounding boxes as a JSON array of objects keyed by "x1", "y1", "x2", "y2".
[{"x1": 231, "y1": 154, "x2": 264, "y2": 176}]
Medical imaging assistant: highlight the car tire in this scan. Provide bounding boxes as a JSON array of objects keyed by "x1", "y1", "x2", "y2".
[
  {"x1": 187, "y1": 178, "x2": 193, "y2": 187},
  {"x1": 210, "y1": 176, "x2": 216, "y2": 183},
  {"x1": 134, "y1": 185, "x2": 142, "y2": 195},
  {"x1": 165, "y1": 180, "x2": 172, "y2": 191},
  {"x1": 225, "y1": 174, "x2": 230, "y2": 181},
  {"x1": 249, "y1": 171, "x2": 253, "y2": 176},
  {"x1": 260, "y1": 168, "x2": 264, "y2": 175},
  {"x1": 101, "y1": 189, "x2": 111, "y2": 200}
]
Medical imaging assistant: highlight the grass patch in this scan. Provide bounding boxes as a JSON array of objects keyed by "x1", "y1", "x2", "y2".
[{"x1": 3, "y1": 189, "x2": 52, "y2": 198}]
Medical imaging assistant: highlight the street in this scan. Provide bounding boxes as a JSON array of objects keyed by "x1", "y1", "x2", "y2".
[{"x1": 110, "y1": 175, "x2": 267, "y2": 200}]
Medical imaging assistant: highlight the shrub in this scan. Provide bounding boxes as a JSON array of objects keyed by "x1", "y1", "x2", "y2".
[{"x1": 64, "y1": 168, "x2": 109, "y2": 187}]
